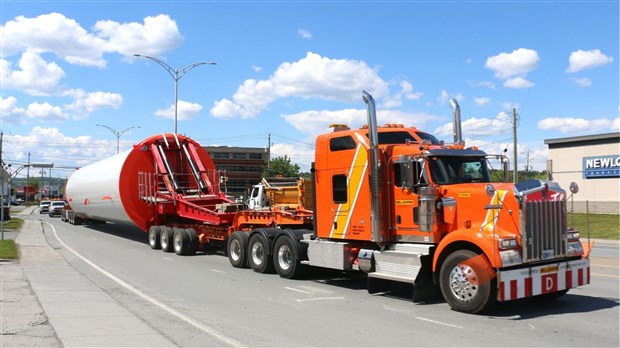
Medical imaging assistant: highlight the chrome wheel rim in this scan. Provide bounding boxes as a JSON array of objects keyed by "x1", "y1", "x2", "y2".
[
  {"x1": 449, "y1": 263, "x2": 479, "y2": 302},
  {"x1": 251, "y1": 242, "x2": 264, "y2": 266},
  {"x1": 277, "y1": 244, "x2": 292, "y2": 271},
  {"x1": 230, "y1": 239, "x2": 241, "y2": 262}
]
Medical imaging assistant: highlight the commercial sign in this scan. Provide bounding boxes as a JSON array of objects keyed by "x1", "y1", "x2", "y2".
[{"x1": 582, "y1": 155, "x2": 620, "y2": 178}]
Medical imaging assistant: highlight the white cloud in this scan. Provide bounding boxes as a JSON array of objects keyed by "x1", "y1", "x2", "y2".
[
  {"x1": 565, "y1": 49, "x2": 613, "y2": 73},
  {"x1": 485, "y1": 48, "x2": 539, "y2": 89},
  {"x1": 537, "y1": 117, "x2": 620, "y2": 133},
  {"x1": 474, "y1": 97, "x2": 491, "y2": 106},
  {"x1": 436, "y1": 90, "x2": 464, "y2": 106},
  {"x1": 433, "y1": 112, "x2": 511, "y2": 139},
  {"x1": 25, "y1": 102, "x2": 67, "y2": 121},
  {"x1": 469, "y1": 80, "x2": 497, "y2": 90},
  {"x1": 0, "y1": 51, "x2": 65, "y2": 95},
  {"x1": 154, "y1": 100, "x2": 203, "y2": 120},
  {"x1": 62, "y1": 90, "x2": 123, "y2": 119},
  {"x1": 252, "y1": 65, "x2": 262, "y2": 72},
  {"x1": 1, "y1": 12, "x2": 183, "y2": 67},
  {"x1": 96, "y1": 14, "x2": 183, "y2": 58},
  {"x1": 0, "y1": 96, "x2": 26, "y2": 124},
  {"x1": 282, "y1": 108, "x2": 440, "y2": 142},
  {"x1": 298, "y1": 29, "x2": 312, "y2": 40},
  {"x1": 503, "y1": 76, "x2": 535, "y2": 89},
  {"x1": 569, "y1": 77, "x2": 592, "y2": 87},
  {"x1": 382, "y1": 81, "x2": 422, "y2": 108},
  {"x1": 210, "y1": 52, "x2": 390, "y2": 119}
]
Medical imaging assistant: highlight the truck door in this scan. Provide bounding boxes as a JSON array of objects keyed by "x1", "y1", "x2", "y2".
[{"x1": 391, "y1": 159, "x2": 433, "y2": 243}]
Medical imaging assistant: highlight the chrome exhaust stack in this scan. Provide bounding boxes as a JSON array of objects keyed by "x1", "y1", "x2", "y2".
[
  {"x1": 449, "y1": 98, "x2": 463, "y2": 145},
  {"x1": 362, "y1": 91, "x2": 385, "y2": 244}
]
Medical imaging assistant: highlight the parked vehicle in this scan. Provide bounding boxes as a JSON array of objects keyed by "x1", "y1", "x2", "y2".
[{"x1": 62, "y1": 91, "x2": 590, "y2": 313}]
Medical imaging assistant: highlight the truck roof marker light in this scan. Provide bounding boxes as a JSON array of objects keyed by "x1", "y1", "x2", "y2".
[{"x1": 329, "y1": 124, "x2": 349, "y2": 131}]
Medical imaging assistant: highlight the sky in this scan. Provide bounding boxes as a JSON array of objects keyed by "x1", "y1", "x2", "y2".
[{"x1": 1, "y1": 0, "x2": 618, "y2": 180}]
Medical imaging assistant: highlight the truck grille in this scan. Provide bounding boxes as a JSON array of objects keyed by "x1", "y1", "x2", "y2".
[{"x1": 522, "y1": 200, "x2": 567, "y2": 263}]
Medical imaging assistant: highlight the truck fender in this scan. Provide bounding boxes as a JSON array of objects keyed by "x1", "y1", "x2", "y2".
[{"x1": 432, "y1": 229, "x2": 499, "y2": 273}]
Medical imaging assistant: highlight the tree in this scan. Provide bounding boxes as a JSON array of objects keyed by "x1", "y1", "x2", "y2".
[{"x1": 264, "y1": 155, "x2": 301, "y2": 177}]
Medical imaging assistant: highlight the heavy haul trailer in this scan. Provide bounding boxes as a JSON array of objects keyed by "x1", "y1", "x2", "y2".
[
  {"x1": 226, "y1": 91, "x2": 591, "y2": 313},
  {"x1": 64, "y1": 133, "x2": 312, "y2": 255}
]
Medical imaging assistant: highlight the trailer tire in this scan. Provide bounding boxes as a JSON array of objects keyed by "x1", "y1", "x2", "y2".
[
  {"x1": 227, "y1": 232, "x2": 248, "y2": 268},
  {"x1": 173, "y1": 228, "x2": 191, "y2": 255},
  {"x1": 439, "y1": 250, "x2": 495, "y2": 314},
  {"x1": 248, "y1": 233, "x2": 275, "y2": 274},
  {"x1": 148, "y1": 226, "x2": 161, "y2": 250},
  {"x1": 160, "y1": 226, "x2": 174, "y2": 252},
  {"x1": 185, "y1": 228, "x2": 199, "y2": 255},
  {"x1": 273, "y1": 236, "x2": 301, "y2": 279}
]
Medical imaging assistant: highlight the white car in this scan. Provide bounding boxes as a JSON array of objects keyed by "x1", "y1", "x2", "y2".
[
  {"x1": 39, "y1": 200, "x2": 52, "y2": 214},
  {"x1": 48, "y1": 201, "x2": 66, "y2": 217}
]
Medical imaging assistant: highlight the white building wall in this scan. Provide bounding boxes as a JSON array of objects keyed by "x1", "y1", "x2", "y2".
[{"x1": 548, "y1": 141, "x2": 620, "y2": 214}]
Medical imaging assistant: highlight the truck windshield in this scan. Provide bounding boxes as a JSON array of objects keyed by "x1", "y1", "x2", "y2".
[{"x1": 428, "y1": 156, "x2": 491, "y2": 184}]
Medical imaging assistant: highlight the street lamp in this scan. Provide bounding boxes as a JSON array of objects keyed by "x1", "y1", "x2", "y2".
[
  {"x1": 133, "y1": 54, "x2": 216, "y2": 134},
  {"x1": 96, "y1": 124, "x2": 141, "y2": 154}
]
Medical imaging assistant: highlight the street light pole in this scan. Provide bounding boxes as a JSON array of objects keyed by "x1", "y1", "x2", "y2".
[
  {"x1": 96, "y1": 124, "x2": 141, "y2": 154},
  {"x1": 133, "y1": 54, "x2": 216, "y2": 134}
]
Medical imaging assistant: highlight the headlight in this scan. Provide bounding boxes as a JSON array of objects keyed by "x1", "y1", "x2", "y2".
[
  {"x1": 566, "y1": 229, "x2": 580, "y2": 241},
  {"x1": 499, "y1": 238, "x2": 518, "y2": 250}
]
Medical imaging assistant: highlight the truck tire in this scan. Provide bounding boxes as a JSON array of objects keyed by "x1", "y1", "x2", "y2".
[
  {"x1": 185, "y1": 228, "x2": 199, "y2": 255},
  {"x1": 439, "y1": 250, "x2": 495, "y2": 314},
  {"x1": 248, "y1": 233, "x2": 274, "y2": 274},
  {"x1": 227, "y1": 232, "x2": 248, "y2": 268},
  {"x1": 160, "y1": 226, "x2": 174, "y2": 253},
  {"x1": 173, "y1": 228, "x2": 190, "y2": 255},
  {"x1": 273, "y1": 236, "x2": 302, "y2": 279},
  {"x1": 148, "y1": 226, "x2": 161, "y2": 250}
]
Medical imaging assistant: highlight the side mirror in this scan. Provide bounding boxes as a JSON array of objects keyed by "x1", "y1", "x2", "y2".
[{"x1": 569, "y1": 182, "x2": 579, "y2": 194}]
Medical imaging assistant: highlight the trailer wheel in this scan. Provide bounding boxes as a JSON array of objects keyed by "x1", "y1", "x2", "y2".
[
  {"x1": 160, "y1": 226, "x2": 174, "y2": 252},
  {"x1": 173, "y1": 228, "x2": 191, "y2": 255},
  {"x1": 273, "y1": 236, "x2": 301, "y2": 279},
  {"x1": 185, "y1": 228, "x2": 199, "y2": 255},
  {"x1": 248, "y1": 234, "x2": 274, "y2": 274},
  {"x1": 148, "y1": 226, "x2": 161, "y2": 250},
  {"x1": 439, "y1": 250, "x2": 495, "y2": 314},
  {"x1": 227, "y1": 232, "x2": 248, "y2": 268}
]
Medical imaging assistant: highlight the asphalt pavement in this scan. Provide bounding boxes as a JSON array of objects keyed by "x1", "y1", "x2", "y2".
[
  {"x1": 1, "y1": 206, "x2": 176, "y2": 347},
  {"x1": 1, "y1": 206, "x2": 618, "y2": 347}
]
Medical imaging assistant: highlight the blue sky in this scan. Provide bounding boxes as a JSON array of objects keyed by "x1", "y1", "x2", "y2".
[{"x1": 1, "y1": 0, "x2": 618, "y2": 178}]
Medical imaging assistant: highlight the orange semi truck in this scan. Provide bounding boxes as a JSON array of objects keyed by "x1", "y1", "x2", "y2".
[
  {"x1": 226, "y1": 91, "x2": 590, "y2": 313},
  {"x1": 64, "y1": 91, "x2": 590, "y2": 313}
]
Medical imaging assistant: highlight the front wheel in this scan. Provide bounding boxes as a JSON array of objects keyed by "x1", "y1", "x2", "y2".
[{"x1": 439, "y1": 250, "x2": 495, "y2": 314}]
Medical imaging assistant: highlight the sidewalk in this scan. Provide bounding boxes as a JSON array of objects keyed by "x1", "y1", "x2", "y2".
[{"x1": 1, "y1": 208, "x2": 175, "y2": 347}]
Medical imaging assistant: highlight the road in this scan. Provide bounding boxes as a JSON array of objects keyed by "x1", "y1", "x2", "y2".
[{"x1": 33, "y1": 214, "x2": 620, "y2": 347}]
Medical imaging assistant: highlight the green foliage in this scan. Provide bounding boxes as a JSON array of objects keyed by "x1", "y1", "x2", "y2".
[
  {"x1": 0, "y1": 240, "x2": 18, "y2": 259},
  {"x1": 264, "y1": 155, "x2": 301, "y2": 177},
  {"x1": 1, "y1": 218, "x2": 24, "y2": 230},
  {"x1": 567, "y1": 213, "x2": 620, "y2": 240}
]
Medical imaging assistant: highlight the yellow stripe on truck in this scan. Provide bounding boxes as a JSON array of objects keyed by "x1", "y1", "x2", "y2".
[{"x1": 330, "y1": 144, "x2": 368, "y2": 238}]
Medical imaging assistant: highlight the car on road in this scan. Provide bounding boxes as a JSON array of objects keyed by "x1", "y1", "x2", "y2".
[
  {"x1": 48, "y1": 201, "x2": 67, "y2": 217},
  {"x1": 39, "y1": 200, "x2": 52, "y2": 214}
]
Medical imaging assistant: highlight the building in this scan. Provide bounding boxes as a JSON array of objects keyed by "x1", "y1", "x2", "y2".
[
  {"x1": 203, "y1": 146, "x2": 268, "y2": 200},
  {"x1": 544, "y1": 132, "x2": 620, "y2": 214}
]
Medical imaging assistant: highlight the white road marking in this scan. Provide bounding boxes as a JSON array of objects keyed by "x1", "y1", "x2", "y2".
[
  {"x1": 210, "y1": 269, "x2": 226, "y2": 274},
  {"x1": 416, "y1": 317, "x2": 463, "y2": 329},
  {"x1": 163, "y1": 257, "x2": 174, "y2": 261},
  {"x1": 47, "y1": 223, "x2": 242, "y2": 347},
  {"x1": 285, "y1": 286, "x2": 311, "y2": 294},
  {"x1": 296, "y1": 296, "x2": 345, "y2": 302}
]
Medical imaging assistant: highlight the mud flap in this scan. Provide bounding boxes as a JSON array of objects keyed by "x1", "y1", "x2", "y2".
[
  {"x1": 367, "y1": 277, "x2": 391, "y2": 295},
  {"x1": 413, "y1": 254, "x2": 439, "y2": 303}
]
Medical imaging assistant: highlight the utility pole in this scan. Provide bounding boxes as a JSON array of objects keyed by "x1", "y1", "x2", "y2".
[
  {"x1": 1, "y1": 131, "x2": 4, "y2": 240},
  {"x1": 267, "y1": 133, "x2": 271, "y2": 176},
  {"x1": 26, "y1": 153, "x2": 30, "y2": 205},
  {"x1": 512, "y1": 108, "x2": 518, "y2": 183}
]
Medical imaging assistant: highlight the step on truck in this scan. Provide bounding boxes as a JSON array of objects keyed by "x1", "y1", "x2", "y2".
[{"x1": 226, "y1": 91, "x2": 590, "y2": 313}]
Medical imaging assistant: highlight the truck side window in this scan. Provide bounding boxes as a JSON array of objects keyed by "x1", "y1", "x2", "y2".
[
  {"x1": 330, "y1": 136, "x2": 356, "y2": 151},
  {"x1": 332, "y1": 174, "x2": 348, "y2": 203}
]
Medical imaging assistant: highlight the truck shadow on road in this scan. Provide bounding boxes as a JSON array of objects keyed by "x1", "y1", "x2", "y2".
[{"x1": 484, "y1": 293, "x2": 619, "y2": 319}]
